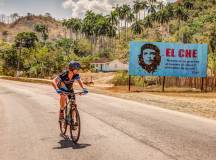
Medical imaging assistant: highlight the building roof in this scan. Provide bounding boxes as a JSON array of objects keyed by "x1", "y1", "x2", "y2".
[
  {"x1": 91, "y1": 58, "x2": 129, "y2": 64},
  {"x1": 91, "y1": 58, "x2": 111, "y2": 64}
]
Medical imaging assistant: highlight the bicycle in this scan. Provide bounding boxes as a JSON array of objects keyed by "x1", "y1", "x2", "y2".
[{"x1": 59, "y1": 91, "x2": 84, "y2": 143}]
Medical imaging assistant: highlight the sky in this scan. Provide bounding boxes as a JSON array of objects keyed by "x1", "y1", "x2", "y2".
[{"x1": 0, "y1": 0, "x2": 176, "y2": 20}]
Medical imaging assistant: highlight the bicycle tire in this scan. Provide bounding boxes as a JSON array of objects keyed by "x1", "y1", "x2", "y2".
[
  {"x1": 70, "y1": 108, "x2": 81, "y2": 143},
  {"x1": 59, "y1": 107, "x2": 68, "y2": 135}
]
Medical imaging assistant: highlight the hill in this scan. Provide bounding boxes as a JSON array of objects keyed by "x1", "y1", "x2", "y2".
[{"x1": 0, "y1": 15, "x2": 66, "y2": 42}]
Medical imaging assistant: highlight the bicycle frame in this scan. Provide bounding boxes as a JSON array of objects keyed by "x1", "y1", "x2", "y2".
[
  {"x1": 59, "y1": 91, "x2": 83, "y2": 143},
  {"x1": 64, "y1": 94, "x2": 75, "y2": 124},
  {"x1": 64, "y1": 91, "x2": 83, "y2": 124}
]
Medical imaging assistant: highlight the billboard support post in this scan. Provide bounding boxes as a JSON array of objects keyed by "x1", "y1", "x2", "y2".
[
  {"x1": 128, "y1": 75, "x2": 131, "y2": 92},
  {"x1": 162, "y1": 76, "x2": 166, "y2": 92},
  {"x1": 201, "y1": 77, "x2": 204, "y2": 92}
]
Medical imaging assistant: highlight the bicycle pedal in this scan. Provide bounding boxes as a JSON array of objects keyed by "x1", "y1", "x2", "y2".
[
  {"x1": 59, "y1": 119, "x2": 65, "y2": 123},
  {"x1": 72, "y1": 126, "x2": 77, "y2": 130}
]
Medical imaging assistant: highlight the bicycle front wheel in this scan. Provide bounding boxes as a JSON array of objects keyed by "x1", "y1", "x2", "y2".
[
  {"x1": 59, "y1": 109, "x2": 67, "y2": 135},
  {"x1": 70, "y1": 108, "x2": 81, "y2": 143}
]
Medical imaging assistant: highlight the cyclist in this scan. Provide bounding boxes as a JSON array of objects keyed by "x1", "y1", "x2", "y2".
[{"x1": 52, "y1": 61, "x2": 88, "y2": 121}]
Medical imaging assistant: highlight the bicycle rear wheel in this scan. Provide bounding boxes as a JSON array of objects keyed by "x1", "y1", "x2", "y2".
[
  {"x1": 59, "y1": 108, "x2": 68, "y2": 135},
  {"x1": 70, "y1": 108, "x2": 81, "y2": 143}
]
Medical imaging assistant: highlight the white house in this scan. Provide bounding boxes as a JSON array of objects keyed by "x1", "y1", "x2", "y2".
[{"x1": 91, "y1": 58, "x2": 128, "y2": 72}]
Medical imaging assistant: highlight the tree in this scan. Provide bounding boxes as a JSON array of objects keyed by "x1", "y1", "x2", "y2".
[
  {"x1": 107, "y1": 10, "x2": 118, "y2": 38},
  {"x1": 2, "y1": 31, "x2": 8, "y2": 42},
  {"x1": 45, "y1": 12, "x2": 51, "y2": 17},
  {"x1": 27, "y1": 12, "x2": 32, "y2": 17},
  {"x1": 131, "y1": 20, "x2": 143, "y2": 36},
  {"x1": 183, "y1": 0, "x2": 194, "y2": 10},
  {"x1": 0, "y1": 14, "x2": 6, "y2": 23},
  {"x1": 147, "y1": 0, "x2": 157, "y2": 14},
  {"x1": 156, "y1": 9, "x2": 170, "y2": 40},
  {"x1": 121, "y1": 4, "x2": 132, "y2": 40},
  {"x1": 34, "y1": 24, "x2": 49, "y2": 42},
  {"x1": 166, "y1": 3, "x2": 174, "y2": 19},
  {"x1": 133, "y1": 0, "x2": 142, "y2": 20},
  {"x1": 115, "y1": 5, "x2": 125, "y2": 39},
  {"x1": 55, "y1": 38, "x2": 74, "y2": 55},
  {"x1": 14, "y1": 32, "x2": 38, "y2": 74},
  {"x1": 140, "y1": 0, "x2": 148, "y2": 19},
  {"x1": 175, "y1": 4, "x2": 189, "y2": 42},
  {"x1": 66, "y1": 18, "x2": 82, "y2": 40},
  {"x1": 10, "y1": 13, "x2": 19, "y2": 22},
  {"x1": 73, "y1": 39, "x2": 92, "y2": 57},
  {"x1": 81, "y1": 11, "x2": 96, "y2": 50},
  {"x1": 157, "y1": 1, "x2": 165, "y2": 10},
  {"x1": 0, "y1": 43, "x2": 18, "y2": 75},
  {"x1": 62, "y1": 19, "x2": 68, "y2": 38},
  {"x1": 72, "y1": 18, "x2": 82, "y2": 40},
  {"x1": 143, "y1": 16, "x2": 153, "y2": 28},
  {"x1": 126, "y1": 11, "x2": 135, "y2": 39},
  {"x1": 209, "y1": 28, "x2": 216, "y2": 53}
]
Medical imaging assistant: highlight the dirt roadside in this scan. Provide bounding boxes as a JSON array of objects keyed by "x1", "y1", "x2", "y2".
[{"x1": 89, "y1": 86, "x2": 216, "y2": 120}]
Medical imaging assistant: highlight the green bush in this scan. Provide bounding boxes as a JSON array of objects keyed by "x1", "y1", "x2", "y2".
[
  {"x1": 111, "y1": 71, "x2": 154, "y2": 87},
  {"x1": 111, "y1": 71, "x2": 129, "y2": 86}
]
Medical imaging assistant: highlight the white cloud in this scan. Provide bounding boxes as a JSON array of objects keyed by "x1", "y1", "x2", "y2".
[
  {"x1": 62, "y1": 0, "x2": 114, "y2": 18},
  {"x1": 62, "y1": 0, "x2": 173, "y2": 18}
]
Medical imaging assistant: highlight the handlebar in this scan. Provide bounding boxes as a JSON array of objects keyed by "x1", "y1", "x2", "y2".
[{"x1": 62, "y1": 91, "x2": 87, "y2": 95}]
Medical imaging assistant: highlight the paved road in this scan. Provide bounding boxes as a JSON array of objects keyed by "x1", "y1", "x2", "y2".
[{"x1": 0, "y1": 79, "x2": 216, "y2": 160}]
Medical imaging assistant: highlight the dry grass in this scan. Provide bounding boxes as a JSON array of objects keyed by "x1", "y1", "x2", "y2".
[{"x1": 89, "y1": 85, "x2": 216, "y2": 120}]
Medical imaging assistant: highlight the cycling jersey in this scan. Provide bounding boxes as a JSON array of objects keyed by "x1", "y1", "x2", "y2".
[{"x1": 57, "y1": 70, "x2": 80, "y2": 90}]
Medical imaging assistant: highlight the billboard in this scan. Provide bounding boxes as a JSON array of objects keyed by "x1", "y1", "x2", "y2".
[{"x1": 129, "y1": 42, "x2": 208, "y2": 77}]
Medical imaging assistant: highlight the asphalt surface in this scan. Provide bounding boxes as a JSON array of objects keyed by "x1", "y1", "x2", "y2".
[{"x1": 0, "y1": 79, "x2": 216, "y2": 160}]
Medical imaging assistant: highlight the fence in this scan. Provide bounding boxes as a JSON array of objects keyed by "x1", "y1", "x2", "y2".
[{"x1": 157, "y1": 76, "x2": 216, "y2": 92}]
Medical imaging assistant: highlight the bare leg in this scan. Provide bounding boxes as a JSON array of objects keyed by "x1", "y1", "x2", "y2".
[
  {"x1": 60, "y1": 94, "x2": 67, "y2": 110},
  {"x1": 72, "y1": 102, "x2": 77, "y2": 124}
]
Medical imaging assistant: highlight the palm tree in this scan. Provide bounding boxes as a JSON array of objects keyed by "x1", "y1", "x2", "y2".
[
  {"x1": 140, "y1": 0, "x2": 148, "y2": 19},
  {"x1": 147, "y1": 0, "x2": 157, "y2": 15},
  {"x1": 183, "y1": 0, "x2": 194, "y2": 10},
  {"x1": 115, "y1": 5, "x2": 124, "y2": 39},
  {"x1": 0, "y1": 14, "x2": 6, "y2": 23},
  {"x1": 126, "y1": 11, "x2": 135, "y2": 40},
  {"x1": 62, "y1": 19, "x2": 68, "y2": 38},
  {"x1": 10, "y1": 13, "x2": 19, "y2": 23},
  {"x1": 175, "y1": 4, "x2": 189, "y2": 42},
  {"x1": 209, "y1": 28, "x2": 216, "y2": 53},
  {"x1": 2, "y1": 31, "x2": 8, "y2": 42},
  {"x1": 67, "y1": 19, "x2": 74, "y2": 40},
  {"x1": 156, "y1": 9, "x2": 170, "y2": 40},
  {"x1": 34, "y1": 24, "x2": 49, "y2": 42},
  {"x1": 210, "y1": 0, "x2": 216, "y2": 5},
  {"x1": 148, "y1": 4, "x2": 156, "y2": 15},
  {"x1": 143, "y1": 16, "x2": 153, "y2": 28},
  {"x1": 133, "y1": 0, "x2": 142, "y2": 20},
  {"x1": 121, "y1": 4, "x2": 131, "y2": 40},
  {"x1": 107, "y1": 10, "x2": 118, "y2": 39},
  {"x1": 73, "y1": 19, "x2": 82, "y2": 40},
  {"x1": 107, "y1": 10, "x2": 118, "y2": 49},
  {"x1": 82, "y1": 10, "x2": 97, "y2": 51},
  {"x1": 131, "y1": 20, "x2": 143, "y2": 37},
  {"x1": 157, "y1": 1, "x2": 165, "y2": 10},
  {"x1": 45, "y1": 12, "x2": 51, "y2": 17},
  {"x1": 166, "y1": 3, "x2": 174, "y2": 19}
]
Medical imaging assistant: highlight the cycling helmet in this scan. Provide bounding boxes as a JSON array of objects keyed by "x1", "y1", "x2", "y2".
[{"x1": 68, "y1": 61, "x2": 81, "y2": 70}]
